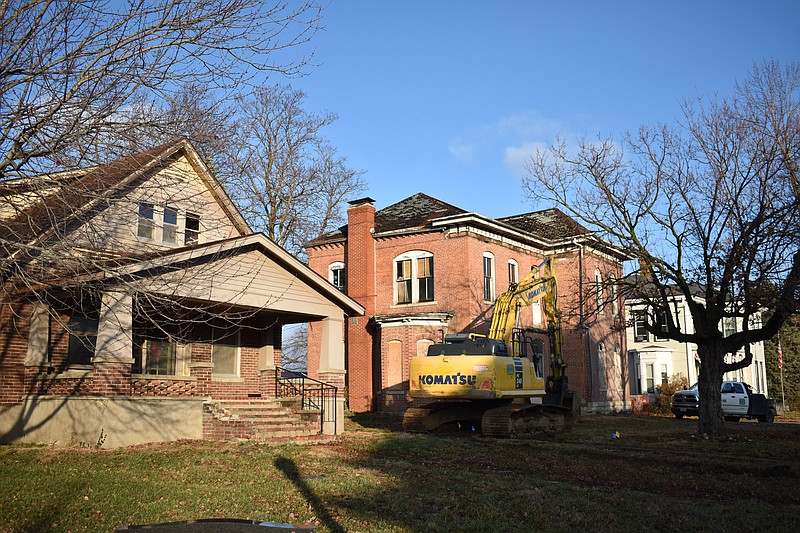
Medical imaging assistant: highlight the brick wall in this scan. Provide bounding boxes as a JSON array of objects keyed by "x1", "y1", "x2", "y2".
[
  {"x1": 0, "y1": 302, "x2": 32, "y2": 404},
  {"x1": 344, "y1": 201, "x2": 376, "y2": 412},
  {"x1": 306, "y1": 205, "x2": 630, "y2": 413}
]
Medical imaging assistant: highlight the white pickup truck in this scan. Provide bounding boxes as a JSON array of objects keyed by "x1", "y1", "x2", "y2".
[{"x1": 671, "y1": 381, "x2": 776, "y2": 423}]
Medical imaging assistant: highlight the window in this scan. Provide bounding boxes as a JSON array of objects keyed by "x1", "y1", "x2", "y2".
[
  {"x1": 417, "y1": 256, "x2": 434, "y2": 302},
  {"x1": 508, "y1": 259, "x2": 518, "y2": 285},
  {"x1": 483, "y1": 253, "x2": 495, "y2": 301},
  {"x1": 134, "y1": 338, "x2": 177, "y2": 376},
  {"x1": 67, "y1": 315, "x2": 98, "y2": 366},
  {"x1": 212, "y1": 324, "x2": 240, "y2": 376},
  {"x1": 633, "y1": 311, "x2": 648, "y2": 342},
  {"x1": 394, "y1": 251, "x2": 434, "y2": 304},
  {"x1": 185, "y1": 212, "x2": 200, "y2": 245},
  {"x1": 660, "y1": 364, "x2": 668, "y2": 387},
  {"x1": 723, "y1": 317, "x2": 737, "y2": 338},
  {"x1": 163, "y1": 205, "x2": 178, "y2": 244},
  {"x1": 329, "y1": 262, "x2": 346, "y2": 291},
  {"x1": 610, "y1": 283, "x2": 618, "y2": 316},
  {"x1": 598, "y1": 342, "x2": 607, "y2": 390},
  {"x1": 595, "y1": 269, "x2": 603, "y2": 312},
  {"x1": 532, "y1": 301, "x2": 542, "y2": 325},
  {"x1": 655, "y1": 311, "x2": 669, "y2": 341},
  {"x1": 137, "y1": 202, "x2": 154, "y2": 239},
  {"x1": 646, "y1": 363, "x2": 655, "y2": 393},
  {"x1": 396, "y1": 259, "x2": 412, "y2": 304}
]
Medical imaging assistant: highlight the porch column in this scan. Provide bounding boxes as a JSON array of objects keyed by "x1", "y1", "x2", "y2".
[
  {"x1": 92, "y1": 291, "x2": 134, "y2": 395},
  {"x1": 317, "y1": 315, "x2": 346, "y2": 435}
]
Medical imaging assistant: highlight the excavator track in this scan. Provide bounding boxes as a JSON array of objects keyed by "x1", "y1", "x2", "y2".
[
  {"x1": 402, "y1": 401, "x2": 491, "y2": 433},
  {"x1": 481, "y1": 403, "x2": 575, "y2": 438}
]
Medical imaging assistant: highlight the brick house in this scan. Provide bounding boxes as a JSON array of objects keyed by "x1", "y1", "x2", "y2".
[
  {"x1": 305, "y1": 193, "x2": 631, "y2": 414},
  {"x1": 0, "y1": 138, "x2": 363, "y2": 447}
]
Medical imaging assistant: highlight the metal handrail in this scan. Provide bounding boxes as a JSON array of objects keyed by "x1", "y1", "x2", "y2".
[{"x1": 275, "y1": 366, "x2": 337, "y2": 434}]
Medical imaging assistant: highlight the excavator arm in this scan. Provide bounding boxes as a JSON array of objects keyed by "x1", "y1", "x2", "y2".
[{"x1": 487, "y1": 259, "x2": 568, "y2": 389}]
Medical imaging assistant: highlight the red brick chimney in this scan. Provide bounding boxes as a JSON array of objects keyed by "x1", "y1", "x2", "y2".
[{"x1": 345, "y1": 197, "x2": 377, "y2": 412}]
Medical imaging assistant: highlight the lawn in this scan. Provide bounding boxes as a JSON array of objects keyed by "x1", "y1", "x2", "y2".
[{"x1": 1, "y1": 413, "x2": 799, "y2": 532}]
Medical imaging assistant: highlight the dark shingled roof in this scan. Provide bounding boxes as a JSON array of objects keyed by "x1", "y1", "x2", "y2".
[
  {"x1": 374, "y1": 193, "x2": 465, "y2": 233},
  {"x1": 498, "y1": 208, "x2": 590, "y2": 241},
  {"x1": 305, "y1": 194, "x2": 592, "y2": 248},
  {"x1": 306, "y1": 193, "x2": 466, "y2": 246}
]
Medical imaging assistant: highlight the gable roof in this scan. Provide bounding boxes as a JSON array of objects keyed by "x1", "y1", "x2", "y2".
[
  {"x1": 1, "y1": 138, "x2": 251, "y2": 259},
  {"x1": 111, "y1": 233, "x2": 365, "y2": 317}
]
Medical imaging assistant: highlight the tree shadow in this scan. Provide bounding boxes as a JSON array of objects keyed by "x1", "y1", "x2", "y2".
[{"x1": 274, "y1": 456, "x2": 345, "y2": 533}]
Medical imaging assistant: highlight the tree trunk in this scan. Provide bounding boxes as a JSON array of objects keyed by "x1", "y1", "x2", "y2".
[{"x1": 696, "y1": 343, "x2": 726, "y2": 438}]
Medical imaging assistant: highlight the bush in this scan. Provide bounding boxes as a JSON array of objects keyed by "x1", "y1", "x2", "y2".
[{"x1": 650, "y1": 374, "x2": 690, "y2": 415}]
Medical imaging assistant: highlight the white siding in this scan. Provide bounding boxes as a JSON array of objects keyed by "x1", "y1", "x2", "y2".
[{"x1": 70, "y1": 155, "x2": 242, "y2": 252}]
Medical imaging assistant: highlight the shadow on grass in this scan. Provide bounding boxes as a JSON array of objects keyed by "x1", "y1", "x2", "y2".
[
  {"x1": 274, "y1": 456, "x2": 345, "y2": 533},
  {"x1": 345, "y1": 412, "x2": 405, "y2": 432}
]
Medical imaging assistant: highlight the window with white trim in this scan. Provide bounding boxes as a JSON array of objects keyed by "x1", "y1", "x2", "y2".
[
  {"x1": 483, "y1": 252, "x2": 495, "y2": 301},
  {"x1": 185, "y1": 212, "x2": 200, "y2": 245},
  {"x1": 329, "y1": 262, "x2": 346, "y2": 291},
  {"x1": 137, "y1": 202, "x2": 155, "y2": 239},
  {"x1": 633, "y1": 311, "x2": 648, "y2": 342},
  {"x1": 610, "y1": 283, "x2": 619, "y2": 316},
  {"x1": 595, "y1": 269, "x2": 603, "y2": 312},
  {"x1": 723, "y1": 317, "x2": 737, "y2": 338},
  {"x1": 508, "y1": 259, "x2": 518, "y2": 285},
  {"x1": 655, "y1": 311, "x2": 669, "y2": 341},
  {"x1": 394, "y1": 251, "x2": 434, "y2": 304},
  {"x1": 163, "y1": 205, "x2": 178, "y2": 244}
]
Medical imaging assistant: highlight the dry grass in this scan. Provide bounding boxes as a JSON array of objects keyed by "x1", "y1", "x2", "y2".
[{"x1": 1, "y1": 413, "x2": 799, "y2": 532}]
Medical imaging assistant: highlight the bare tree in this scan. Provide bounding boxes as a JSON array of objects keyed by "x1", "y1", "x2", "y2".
[
  {"x1": 0, "y1": 1, "x2": 327, "y2": 442},
  {"x1": 222, "y1": 84, "x2": 366, "y2": 257},
  {"x1": 1, "y1": 0, "x2": 321, "y2": 178},
  {"x1": 523, "y1": 61, "x2": 800, "y2": 438},
  {"x1": 281, "y1": 323, "x2": 308, "y2": 371}
]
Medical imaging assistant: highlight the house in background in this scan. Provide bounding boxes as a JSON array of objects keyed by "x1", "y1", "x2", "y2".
[
  {"x1": 305, "y1": 194, "x2": 632, "y2": 414},
  {"x1": 626, "y1": 291, "x2": 769, "y2": 397},
  {"x1": 0, "y1": 138, "x2": 363, "y2": 447}
]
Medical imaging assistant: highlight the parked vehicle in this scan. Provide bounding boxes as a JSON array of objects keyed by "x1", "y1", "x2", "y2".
[{"x1": 671, "y1": 381, "x2": 776, "y2": 423}]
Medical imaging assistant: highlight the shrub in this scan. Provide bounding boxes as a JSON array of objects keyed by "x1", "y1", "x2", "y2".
[{"x1": 651, "y1": 374, "x2": 690, "y2": 415}]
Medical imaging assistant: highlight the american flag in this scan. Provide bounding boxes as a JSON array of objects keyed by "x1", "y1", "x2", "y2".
[{"x1": 778, "y1": 338, "x2": 783, "y2": 370}]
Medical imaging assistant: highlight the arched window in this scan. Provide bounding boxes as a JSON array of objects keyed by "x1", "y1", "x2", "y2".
[
  {"x1": 394, "y1": 251, "x2": 434, "y2": 304},
  {"x1": 507, "y1": 259, "x2": 519, "y2": 286},
  {"x1": 483, "y1": 252, "x2": 495, "y2": 301},
  {"x1": 329, "y1": 262, "x2": 345, "y2": 291}
]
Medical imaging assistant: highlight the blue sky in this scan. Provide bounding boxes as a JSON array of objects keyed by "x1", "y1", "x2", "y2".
[{"x1": 292, "y1": 1, "x2": 800, "y2": 219}]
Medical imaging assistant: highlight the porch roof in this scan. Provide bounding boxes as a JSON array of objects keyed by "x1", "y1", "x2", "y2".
[{"x1": 109, "y1": 233, "x2": 365, "y2": 318}]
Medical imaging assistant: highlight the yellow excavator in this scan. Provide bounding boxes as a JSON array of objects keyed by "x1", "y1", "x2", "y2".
[{"x1": 403, "y1": 259, "x2": 579, "y2": 437}]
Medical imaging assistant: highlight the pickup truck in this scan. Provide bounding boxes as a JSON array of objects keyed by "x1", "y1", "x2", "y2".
[{"x1": 671, "y1": 381, "x2": 776, "y2": 423}]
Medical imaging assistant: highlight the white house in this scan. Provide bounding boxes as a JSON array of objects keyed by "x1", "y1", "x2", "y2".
[{"x1": 625, "y1": 293, "x2": 769, "y2": 397}]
